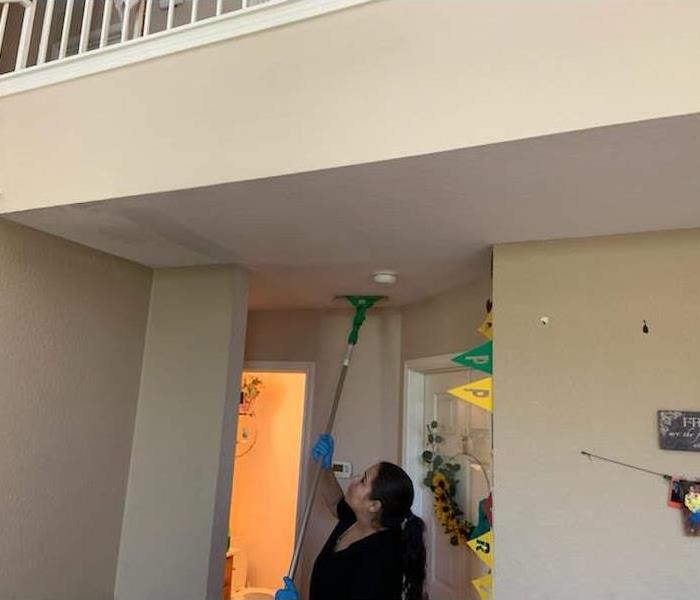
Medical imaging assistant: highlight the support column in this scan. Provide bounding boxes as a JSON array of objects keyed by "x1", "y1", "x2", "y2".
[{"x1": 115, "y1": 265, "x2": 248, "y2": 600}]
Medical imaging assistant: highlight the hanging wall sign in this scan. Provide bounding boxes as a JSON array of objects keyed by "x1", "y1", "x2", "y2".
[{"x1": 658, "y1": 411, "x2": 700, "y2": 452}]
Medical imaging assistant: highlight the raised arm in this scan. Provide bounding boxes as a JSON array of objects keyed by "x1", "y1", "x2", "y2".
[
  {"x1": 318, "y1": 467, "x2": 343, "y2": 518},
  {"x1": 312, "y1": 434, "x2": 343, "y2": 518},
  {"x1": 275, "y1": 434, "x2": 341, "y2": 600}
]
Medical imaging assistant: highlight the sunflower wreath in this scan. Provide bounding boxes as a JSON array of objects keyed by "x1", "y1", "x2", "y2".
[{"x1": 421, "y1": 420, "x2": 475, "y2": 547}]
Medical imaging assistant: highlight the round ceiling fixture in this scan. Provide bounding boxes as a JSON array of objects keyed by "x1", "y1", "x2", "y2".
[{"x1": 372, "y1": 270, "x2": 398, "y2": 285}]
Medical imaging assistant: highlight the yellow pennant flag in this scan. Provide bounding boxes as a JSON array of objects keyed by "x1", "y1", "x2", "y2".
[
  {"x1": 447, "y1": 377, "x2": 493, "y2": 412},
  {"x1": 467, "y1": 530, "x2": 494, "y2": 569},
  {"x1": 472, "y1": 573, "x2": 493, "y2": 600},
  {"x1": 477, "y1": 308, "x2": 494, "y2": 340}
]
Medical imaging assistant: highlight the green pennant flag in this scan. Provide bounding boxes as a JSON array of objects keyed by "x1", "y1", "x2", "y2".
[{"x1": 452, "y1": 341, "x2": 492, "y2": 374}]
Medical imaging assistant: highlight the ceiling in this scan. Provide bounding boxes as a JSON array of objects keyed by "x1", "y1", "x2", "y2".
[{"x1": 8, "y1": 113, "x2": 700, "y2": 309}]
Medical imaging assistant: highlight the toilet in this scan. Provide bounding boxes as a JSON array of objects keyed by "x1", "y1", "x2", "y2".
[{"x1": 230, "y1": 546, "x2": 276, "y2": 600}]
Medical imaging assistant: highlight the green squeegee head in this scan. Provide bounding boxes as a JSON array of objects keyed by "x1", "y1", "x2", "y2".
[{"x1": 343, "y1": 295, "x2": 385, "y2": 345}]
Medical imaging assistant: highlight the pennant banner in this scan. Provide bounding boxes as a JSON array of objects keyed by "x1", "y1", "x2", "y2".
[
  {"x1": 472, "y1": 573, "x2": 493, "y2": 600},
  {"x1": 467, "y1": 529, "x2": 494, "y2": 569},
  {"x1": 470, "y1": 494, "x2": 493, "y2": 539},
  {"x1": 452, "y1": 341, "x2": 493, "y2": 374},
  {"x1": 477, "y1": 308, "x2": 493, "y2": 340},
  {"x1": 448, "y1": 377, "x2": 493, "y2": 412}
]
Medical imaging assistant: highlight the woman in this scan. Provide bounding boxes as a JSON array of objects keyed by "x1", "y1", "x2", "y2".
[{"x1": 276, "y1": 434, "x2": 427, "y2": 600}]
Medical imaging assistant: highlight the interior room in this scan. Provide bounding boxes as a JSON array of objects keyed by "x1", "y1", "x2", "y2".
[
  {"x1": 228, "y1": 370, "x2": 307, "y2": 599},
  {"x1": 3, "y1": 2, "x2": 700, "y2": 597}
]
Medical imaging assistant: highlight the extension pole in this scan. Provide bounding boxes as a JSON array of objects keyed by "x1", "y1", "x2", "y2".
[{"x1": 287, "y1": 296, "x2": 382, "y2": 580}]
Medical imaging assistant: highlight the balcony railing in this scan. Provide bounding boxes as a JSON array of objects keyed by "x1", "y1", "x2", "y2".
[{"x1": 0, "y1": 0, "x2": 371, "y2": 95}]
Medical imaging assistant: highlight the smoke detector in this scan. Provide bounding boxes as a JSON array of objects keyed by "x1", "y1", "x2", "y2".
[{"x1": 372, "y1": 271, "x2": 398, "y2": 285}]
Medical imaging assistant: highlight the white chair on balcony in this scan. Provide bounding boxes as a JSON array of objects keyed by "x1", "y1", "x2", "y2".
[
  {"x1": 113, "y1": 0, "x2": 143, "y2": 20},
  {"x1": 113, "y1": 0, "x2": 145, "y2": 41}
]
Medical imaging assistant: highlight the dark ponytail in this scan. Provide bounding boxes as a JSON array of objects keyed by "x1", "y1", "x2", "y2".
[
  {"x1": 400, "y1": 513, "x2": 427, "y2": 600},
  {"x1": 371, "y1": 462, "x2": 427, "y2": 600}
]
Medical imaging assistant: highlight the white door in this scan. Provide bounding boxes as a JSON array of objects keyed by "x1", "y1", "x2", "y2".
[{"x1": 421, "y1": 370, "x2": 492, "y2": 600}]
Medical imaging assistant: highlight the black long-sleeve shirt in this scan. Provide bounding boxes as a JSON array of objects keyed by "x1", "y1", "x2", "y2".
[{"x1": 310, "y1": 499, "x2": 403, "y2": 600}]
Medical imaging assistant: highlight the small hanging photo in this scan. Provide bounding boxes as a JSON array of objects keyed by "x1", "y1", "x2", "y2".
[
  {"x1": 678, "y1": 480, "x2": 700, "y2": 536},
  {"x1": 668, "y1": 478, "x2": 684, "y2": 509}
]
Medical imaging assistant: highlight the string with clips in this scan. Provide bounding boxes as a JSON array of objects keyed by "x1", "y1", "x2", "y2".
[{"x1": 580, "y1": 450, "x2": 672, "y2": 481}]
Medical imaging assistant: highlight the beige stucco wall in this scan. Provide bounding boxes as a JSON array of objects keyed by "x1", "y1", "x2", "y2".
[
  {"x1": 3, "y1": 0, "x2": 700, "y2": 213},
  {"x1": 115, "y1": 265, "x2": 249, "y2": 600},
  {"x1": 0, "y1": 219, "x2": 151, "y2": 600},
  {"x1": 401, "y1": 278, "x2": 492, "y2": 362},
  {"x1": 493, "y1": 230, "x2": 700, "y2": 599},
  {"x1": 245, "y1": 307, "x2": 402, "y2": 596}
]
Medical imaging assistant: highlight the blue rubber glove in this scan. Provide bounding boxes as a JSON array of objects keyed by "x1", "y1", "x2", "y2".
[
  {"x1": 311, "y1": 433, "x2": 334, "y2": 470},
  {"x1": 275, "y1": 576, "x2": 299, "y2": 600}
]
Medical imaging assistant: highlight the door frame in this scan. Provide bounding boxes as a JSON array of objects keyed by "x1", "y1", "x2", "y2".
[
  {"x1": 241, "y1": 360, "x2": 316, "y2": 541},
  {"x1": 402, "y1": 354, "x2": 479, "y2": 599},
  {"x1": 401, "y1": 353, "x2": 466, "y2": 519}
]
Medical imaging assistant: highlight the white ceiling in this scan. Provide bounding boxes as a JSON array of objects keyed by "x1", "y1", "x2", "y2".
[{"x1": 8, "y1": 113, "x2": 700, "y2": 309}]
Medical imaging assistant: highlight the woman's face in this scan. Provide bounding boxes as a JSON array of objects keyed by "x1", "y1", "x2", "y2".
[{"x1": 345, "y1": 463, "x2": 381, "y2": 516}]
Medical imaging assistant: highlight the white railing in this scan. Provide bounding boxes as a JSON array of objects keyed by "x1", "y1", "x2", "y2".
[
  {"x1": 0, "y1": 1, "x2": 263, "y2": 74},
  {"x1": 0, "y1": 0, "x2": 371, "y2": 95}
]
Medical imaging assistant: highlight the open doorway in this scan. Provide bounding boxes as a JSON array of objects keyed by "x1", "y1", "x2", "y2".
[
  {"x1": 402, "y1": 355, "x2": 493, "y2": 600},
  {"x1": 226, "y1": 362, "x2": 314, "y2": 600}
]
